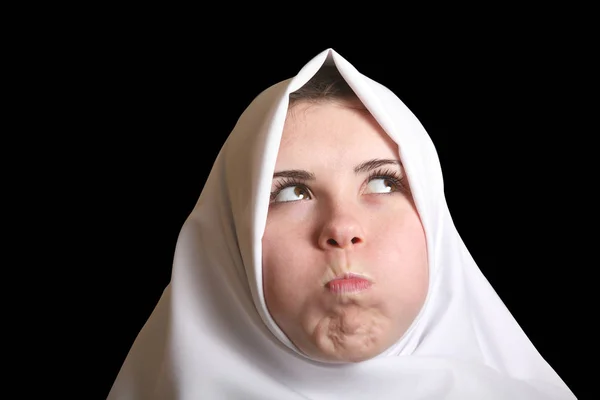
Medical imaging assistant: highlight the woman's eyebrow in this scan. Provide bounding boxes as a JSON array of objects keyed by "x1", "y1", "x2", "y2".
[
  {"x1": 273, "y1": 170, "x2": 316, "y2": 180},
  {"x1": 354, "y1": 158, "x2": 401, "y2": 174}
]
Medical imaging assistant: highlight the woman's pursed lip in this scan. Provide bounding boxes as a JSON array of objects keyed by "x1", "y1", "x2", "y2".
[
  {"x1": 326, "y1": 272, "x2": 372, "y2": 283},
  {"x1": 325, "y1": 273, "x2": 373, "y2": 294}
]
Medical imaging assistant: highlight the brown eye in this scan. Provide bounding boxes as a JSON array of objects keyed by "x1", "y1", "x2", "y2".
[
  {"x1": 295, "y1": 187, "x2": 309, "y2": 198},
  {"x1": 365, "y1": 177, "x2": 398, "y2": 194},
  {"x1": 273, "y1": 185, "x2": 312, "y2": 203}
]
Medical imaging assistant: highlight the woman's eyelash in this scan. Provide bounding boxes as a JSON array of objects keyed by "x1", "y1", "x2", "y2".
[
  {"x1": 270, "y1": 168, "x2": 409, "y2": 200},
  {"x1": 270, "y1": 177, "x2": 309, "y2": 200},
  {"x1": 367, "y1": 168, "x2": 408, "y2": 192}
]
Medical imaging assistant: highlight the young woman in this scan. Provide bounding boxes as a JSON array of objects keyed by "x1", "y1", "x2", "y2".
[{"x1": 107, "y1": 49, "x2": 576, "y2": 399}]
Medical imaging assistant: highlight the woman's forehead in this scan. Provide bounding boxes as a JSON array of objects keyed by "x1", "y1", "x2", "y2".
[{"x1": 277, "y1": 101, "x2": 400, "y2": 168}]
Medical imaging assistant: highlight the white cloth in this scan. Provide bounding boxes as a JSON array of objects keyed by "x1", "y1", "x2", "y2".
[{"x1": 107, "y1": 48, "x2": 576, "y2": 399}]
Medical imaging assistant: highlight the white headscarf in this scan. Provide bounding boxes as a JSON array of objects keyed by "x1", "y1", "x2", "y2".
[{"x1": 107, "y1": 48, "x2": 576, "y2": 399}]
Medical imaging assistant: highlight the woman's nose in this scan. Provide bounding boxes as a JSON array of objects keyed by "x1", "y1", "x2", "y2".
[{"x1": 318, "y1": 211, "x2": 366, "y2": 250}]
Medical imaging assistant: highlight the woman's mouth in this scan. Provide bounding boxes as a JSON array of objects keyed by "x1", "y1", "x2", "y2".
[{"x1": 325, "y1": 273, "x2": 372, "y2": 294}]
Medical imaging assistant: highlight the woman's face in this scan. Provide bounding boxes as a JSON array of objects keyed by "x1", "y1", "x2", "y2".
[{"x1": 262, "y1": 100, "x2": 429, "y2": 363}]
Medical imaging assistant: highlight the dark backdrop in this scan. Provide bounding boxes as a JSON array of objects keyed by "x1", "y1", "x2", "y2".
[{"x1": 78, "y1": 34, "x2": 586, "y2": 399}]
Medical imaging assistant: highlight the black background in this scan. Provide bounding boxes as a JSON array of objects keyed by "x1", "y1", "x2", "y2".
[{"x1": 55, "y1": 19, "x2": 590, "y2": 400}]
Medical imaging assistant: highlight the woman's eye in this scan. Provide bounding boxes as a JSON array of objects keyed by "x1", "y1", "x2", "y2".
[
  {"x1": 273, "y1": 186, "x2": 311, "y2": 203},
  {"x1": 365, "y1": 177, "x2": 398, "y2": 194}
]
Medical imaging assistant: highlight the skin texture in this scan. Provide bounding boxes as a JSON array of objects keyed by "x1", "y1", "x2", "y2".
[{"x1": 262, "y1": 100, "x2": 429, "y2": 363}]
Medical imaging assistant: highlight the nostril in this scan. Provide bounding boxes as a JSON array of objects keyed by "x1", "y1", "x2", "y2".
[{"x1": 326, "y1": 238, "x2": 361, "y2": 246}]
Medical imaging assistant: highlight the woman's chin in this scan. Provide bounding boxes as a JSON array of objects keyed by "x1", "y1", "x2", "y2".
[{"x1": 299, "y1": 333, "x2": 388, "y2": 364}]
